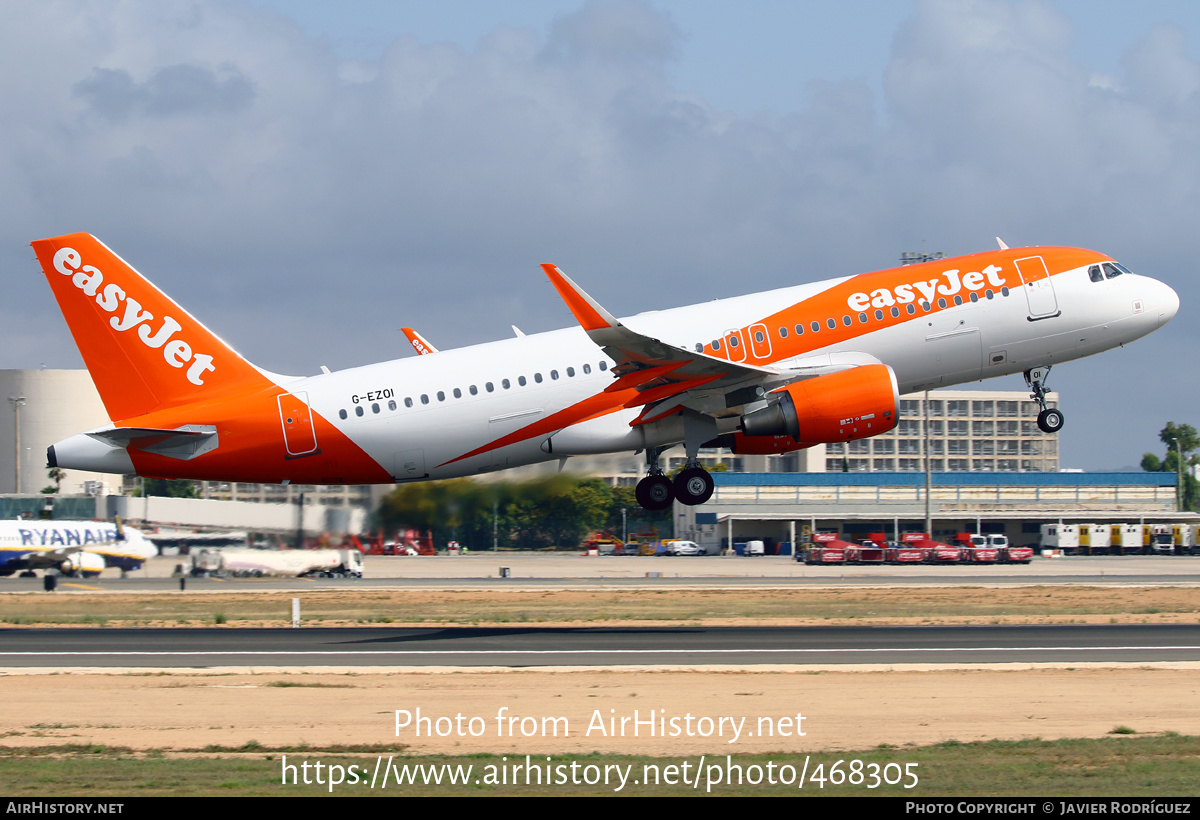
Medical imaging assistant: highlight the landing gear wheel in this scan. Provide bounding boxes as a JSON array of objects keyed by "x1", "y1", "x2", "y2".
[
  {"x1": 673, "y1": 467, "x2": 714, "y2": 506},
  {"x1": 1037, "y1": 408, "x2": 1064, "y2": 434},
  {"x1": 636, "y1": 474, "x2": 674, "y2": 511}
]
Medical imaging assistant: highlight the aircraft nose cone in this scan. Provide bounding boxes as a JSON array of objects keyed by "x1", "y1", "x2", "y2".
[{"x1": 1158, "y1": 281, "x2": 1180, "y2": 327}]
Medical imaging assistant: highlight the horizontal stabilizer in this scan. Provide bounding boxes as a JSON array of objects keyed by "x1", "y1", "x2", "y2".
[{"x1": 89, "y1": 425, "x2": 220, "y2": 461}]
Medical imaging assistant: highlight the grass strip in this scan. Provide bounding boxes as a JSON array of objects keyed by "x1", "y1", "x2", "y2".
[
  {"x1": 0, "y1": 587, "x2": 1197, "y2": 628},
  {"x1": 0, "y1": 734, "x2": 1196, "y2": 796}
]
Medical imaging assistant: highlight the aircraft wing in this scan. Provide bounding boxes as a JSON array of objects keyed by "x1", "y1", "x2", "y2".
[
  {"x1": 542, "y1": 264, "x2": 878, "y2": 425},
  {"x1": 20, "y1": 546, "x2": 84, "y2": 569}
]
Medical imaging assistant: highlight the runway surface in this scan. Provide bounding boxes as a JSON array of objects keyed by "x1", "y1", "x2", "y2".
[{"x1": 2, "y1": 623, "x2": 1197, "y2": 668}]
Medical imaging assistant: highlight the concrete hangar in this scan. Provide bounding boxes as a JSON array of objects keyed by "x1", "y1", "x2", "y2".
[{"x1": 673, "y1": 471, "x2": 1190, "y2": 553}]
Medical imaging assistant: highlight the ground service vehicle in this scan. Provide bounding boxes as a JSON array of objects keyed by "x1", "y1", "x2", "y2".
[{"x1": 191, "y1": 548, "x2": 363, "y2": 577}]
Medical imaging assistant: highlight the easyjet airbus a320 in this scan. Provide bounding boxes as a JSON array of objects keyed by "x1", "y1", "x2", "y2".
[{"x1": 33, "y1": 234, "x2": 1177, "y2": 510}]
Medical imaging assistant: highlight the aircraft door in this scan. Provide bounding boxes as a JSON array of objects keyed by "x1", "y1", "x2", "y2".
[
  {"x1": 723, "y1": 329, "x2": 748, "y2": 363},
  {"x1": 1015, "y1": 256, "x2": 1060, "y2": 319},
  {"x1": 748, "y1": 323, "x2": 772, "y2": 359},
  {"x1": 277, "y1": 392, "x2": 319, "y2": 458}
]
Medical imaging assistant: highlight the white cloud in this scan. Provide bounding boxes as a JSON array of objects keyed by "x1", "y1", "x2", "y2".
[{"x1": 2, "y1": 0, "x2": 1197, "y2": 466}]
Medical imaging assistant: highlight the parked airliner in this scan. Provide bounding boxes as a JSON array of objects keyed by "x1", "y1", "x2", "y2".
[
  {"x1": 33, "y1": 234, "x2": 1177, "y2": 511},
  {"x1": 0, "y1": 518, "x2": 156, "y2": 577}
]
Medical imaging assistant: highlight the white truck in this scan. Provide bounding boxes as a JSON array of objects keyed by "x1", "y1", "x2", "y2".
[
  {"x1": 1040, "y1": 523, "x2": 1079, "y2": 555},
  {"x1": 191, "y1": 548, "x2": 363, "y2": 578}
]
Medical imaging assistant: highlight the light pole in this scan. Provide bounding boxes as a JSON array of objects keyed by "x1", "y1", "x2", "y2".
[
  {"x1": 924, "y1": 390, "x2": 932, "y2": 536},
  {"x1": 7, "y1": 396, "x2": 25, "y2": 494},
  {"x1": 1172, "y1": 436, "x2": 1182, "y2": 511}
]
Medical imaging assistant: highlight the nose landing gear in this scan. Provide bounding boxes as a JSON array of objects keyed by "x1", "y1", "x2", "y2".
[{"x1": 1024, "y1": 366, "x2": 1064, "y2": 433}]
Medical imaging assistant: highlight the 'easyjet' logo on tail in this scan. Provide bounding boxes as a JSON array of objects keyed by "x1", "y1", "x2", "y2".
[{"x1": 52, "y1": 247, "x2": 216, "y2": 385}]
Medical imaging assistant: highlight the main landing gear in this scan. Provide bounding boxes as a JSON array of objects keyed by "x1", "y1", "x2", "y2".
[
  {"x1": 1024, "y1": 366, "x2": 1064, "y2": 434},
  {"x1": 634, "y1": 446, "x2": 715, "y2": 511}
]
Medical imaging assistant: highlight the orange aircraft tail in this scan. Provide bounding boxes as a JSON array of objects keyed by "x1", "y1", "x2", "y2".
[{"x1": 31, "y1": 233, "x2": 271, "y2": 421}]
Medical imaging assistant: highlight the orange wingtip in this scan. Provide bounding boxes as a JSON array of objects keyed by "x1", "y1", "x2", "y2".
[{"x1": 541, "y1": 264, "x2": 613, "y2": 332}]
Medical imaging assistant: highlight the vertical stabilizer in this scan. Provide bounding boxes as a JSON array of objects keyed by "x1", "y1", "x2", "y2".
[{"x1": 31, "y1": 233, "x2": 271, "y2": 421}]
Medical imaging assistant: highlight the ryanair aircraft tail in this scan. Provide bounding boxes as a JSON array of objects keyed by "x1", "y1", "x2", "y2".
[{"x1": 31, "y1": 233, "x2": 269, "y2": 422}]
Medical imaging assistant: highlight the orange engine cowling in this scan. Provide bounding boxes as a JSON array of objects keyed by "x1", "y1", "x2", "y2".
[{"x1": 733, "y1": 364, "x2": 899, "y2": 452}]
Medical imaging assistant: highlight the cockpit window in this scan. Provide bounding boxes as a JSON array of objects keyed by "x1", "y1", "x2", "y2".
[
  {"x1": 1103, "y1": 262, "x2": 1123, "y2": 279},
  {"x1": 1088, "y1": 265, "x2": 1104, "y2": 283}
]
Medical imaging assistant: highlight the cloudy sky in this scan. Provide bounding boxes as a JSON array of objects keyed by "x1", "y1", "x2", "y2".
[{"x1": 4, "y1": 0, "x2": 1199, "y2": 470}]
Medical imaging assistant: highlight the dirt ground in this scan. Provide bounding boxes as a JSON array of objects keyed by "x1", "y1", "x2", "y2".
[{"x1": 3, "y1": 665, "x2": 1198, "y2": 756}]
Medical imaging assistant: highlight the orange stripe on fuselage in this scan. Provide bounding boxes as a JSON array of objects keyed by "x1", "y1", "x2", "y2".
[
  {"x1": 120, "y1": 387, "x2": 393, "y2": 484},
  {"x1": 443, "y1": 247, "x2": 1106, "y2": 469},
  {"x1": 703, "y1": 247, "x2": 1107, "y2": 364}
]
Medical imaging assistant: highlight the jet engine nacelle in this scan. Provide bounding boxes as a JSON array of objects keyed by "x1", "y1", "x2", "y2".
[
  {"x1": 59, "y1": 551, "x2": 106, "y2": 578},
  {"x1": 738, "y1": 364, "x2": 899, "y2": 448}
]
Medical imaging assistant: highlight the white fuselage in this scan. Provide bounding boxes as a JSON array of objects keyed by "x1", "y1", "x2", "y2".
[{"x1": 281, "y1": 262, "x2": 1174, "y2": 482}]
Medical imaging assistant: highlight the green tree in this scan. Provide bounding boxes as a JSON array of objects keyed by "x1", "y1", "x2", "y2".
[
  {"x1": 604, "y1": 484, "x2": 671, "y2": 537},
  {"x1": 1142, "y1": 422, "x2": 1200, "y2": 510},
  {"x1": 40, "y1": 467, "x2": 66, "y2": 495},
  {"x1": 138, "y1": 478, "x2": 200, "y2": 498},
  {"x1": 377, "y1": 475, "x2": 623, "y2": 551}
]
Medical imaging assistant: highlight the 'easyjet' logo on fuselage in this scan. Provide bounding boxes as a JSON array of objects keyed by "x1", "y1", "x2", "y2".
[
  {"x1": 53, "y1": 247, "x2": 216, "y2": 385},
  {"x1": 846, "y1": 264, "x2": 1009, "y2": 311}
]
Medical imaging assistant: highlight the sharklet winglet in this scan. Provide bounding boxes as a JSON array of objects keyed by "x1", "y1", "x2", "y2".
[{"x1": 542, "y1": 264, "x2": 620, "y2": 332}]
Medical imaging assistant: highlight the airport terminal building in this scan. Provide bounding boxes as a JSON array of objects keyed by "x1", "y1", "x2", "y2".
[{"x1": 673, "y1": 471, "x2": 1190, "y2": 553}]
